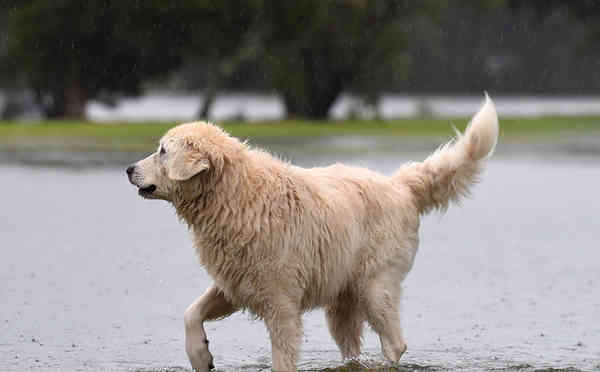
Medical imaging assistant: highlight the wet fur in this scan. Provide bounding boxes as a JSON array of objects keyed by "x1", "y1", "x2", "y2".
[{"x1": 128, "y1": 95, "x2": 499, "y2": 371}]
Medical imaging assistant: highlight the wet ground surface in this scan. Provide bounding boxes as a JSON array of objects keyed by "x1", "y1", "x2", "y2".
[{"x1": 1, "y1": 139, "x2": 599, "y2": 371}]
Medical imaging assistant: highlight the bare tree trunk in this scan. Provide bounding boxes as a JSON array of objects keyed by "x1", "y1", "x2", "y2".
[
  {"x1": 282, "y1": 75, "x2": 343, "y2": 119},
  {"x1": 64, "y1": 79, "x2": 86, "y2": 119},
  {"x1": 279, "y1": 50, "x2": 346, "y2": 119},
  {"x1": 42, "y1": 79, "x2": 88, "y2": 119},
  {"x1": 198, "y1": 83, "x2": 217, "y2": 119}
]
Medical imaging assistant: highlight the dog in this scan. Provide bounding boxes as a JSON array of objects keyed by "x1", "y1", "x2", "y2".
[{"x1": 126, "y1": 94, "x2": 498, "y2": 371}]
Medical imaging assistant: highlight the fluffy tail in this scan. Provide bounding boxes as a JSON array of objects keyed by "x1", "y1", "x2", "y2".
[{"x1": 395, "y1": 93, "x2": 499, "y2": 214}]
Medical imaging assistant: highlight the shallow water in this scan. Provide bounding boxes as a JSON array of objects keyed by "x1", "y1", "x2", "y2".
[{"x1": 1, "y1": 144, "x2": 599, "y2": 371}]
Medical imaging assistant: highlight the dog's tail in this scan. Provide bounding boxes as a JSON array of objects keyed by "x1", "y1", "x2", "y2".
[{"x1": 394, "y1": 93, "x2": 499, "y2": 214}]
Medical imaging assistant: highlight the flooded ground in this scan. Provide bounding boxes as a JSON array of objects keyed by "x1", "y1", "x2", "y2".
[{"x1": 1, "y1": 140, "x2": 599, "y2": 371}]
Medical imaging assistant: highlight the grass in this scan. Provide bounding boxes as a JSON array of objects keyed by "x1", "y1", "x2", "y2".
[{"x1": 0, "y1": 116, "x2": 599, "y2": 151}]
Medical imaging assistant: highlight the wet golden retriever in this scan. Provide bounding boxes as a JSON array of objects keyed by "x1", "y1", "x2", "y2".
[{"x1": 127, "y1": 95, "x2": 499, "y2": 371}]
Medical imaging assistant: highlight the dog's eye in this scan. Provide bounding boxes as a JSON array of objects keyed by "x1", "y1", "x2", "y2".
[{"x1": 159, "y1": 146, "x2": 166, "y2": 156}]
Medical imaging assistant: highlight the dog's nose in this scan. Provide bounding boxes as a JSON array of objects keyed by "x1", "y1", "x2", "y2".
[{"x1": 126, "y1": 165, "x2": 135, "y2": 176}]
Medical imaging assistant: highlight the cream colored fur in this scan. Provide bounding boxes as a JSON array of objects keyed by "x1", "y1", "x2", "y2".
[{"x1": 127, "y1": 95, "x2": 499, "y2": 372}]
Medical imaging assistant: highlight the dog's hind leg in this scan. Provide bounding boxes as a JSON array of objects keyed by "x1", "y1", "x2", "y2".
[
  {"x1": 184, "y1": 283, "x2": 237, "y2": 372},
  {"x1": 325, "y1": 293, "x2": 365, "y2": 360},
  {"x1": 364, "y1": 272, "x2": 407, "y2": 363}
]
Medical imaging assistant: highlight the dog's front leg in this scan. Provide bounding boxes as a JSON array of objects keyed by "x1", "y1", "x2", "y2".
[
  {"x1": 263, "y1": 299, "x2": 302, "y2": 372},
  {"x1": 184, "y1": 283, "x2": 237, "y2": 372}
]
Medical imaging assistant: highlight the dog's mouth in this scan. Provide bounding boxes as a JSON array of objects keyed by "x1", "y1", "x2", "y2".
[{"x1": 138, "y1": 184, "x2": 157, "y2": 197}]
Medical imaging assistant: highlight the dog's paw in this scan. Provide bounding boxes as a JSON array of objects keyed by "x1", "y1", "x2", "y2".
[{"x1": 187, "y1": 338, "x2": 214, "y2": 372}]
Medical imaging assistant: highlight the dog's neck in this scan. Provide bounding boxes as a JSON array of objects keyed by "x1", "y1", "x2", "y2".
[
  {"x1": 173, "y1": 148, "x2": 295, "y2": 289},
  {"x1": 172, "y1": 147, "x2": 280, "y2": 240}
]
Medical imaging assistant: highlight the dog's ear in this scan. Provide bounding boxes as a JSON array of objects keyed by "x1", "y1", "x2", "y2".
[{"x1": 166, "y1": 143, "x2": 210, "y2": 181}]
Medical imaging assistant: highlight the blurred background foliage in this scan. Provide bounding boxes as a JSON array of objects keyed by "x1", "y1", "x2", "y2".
[{"x1": 0, "y1": 0, "x2": 599, "y2": 119}]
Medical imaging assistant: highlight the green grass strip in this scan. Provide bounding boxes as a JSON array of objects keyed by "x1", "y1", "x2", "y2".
[{"x1": 0, "y1": 117, "x2": 598, "y2": 151}]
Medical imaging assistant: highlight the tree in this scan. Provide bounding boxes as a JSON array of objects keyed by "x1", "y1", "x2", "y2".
[
  {"x1": 257, "y1": 0, "x2": 434, "y2": 119},
  {"x1": 174, "y1": 0, "x2": 440, "y2": 119},
  {"x1": 179, "y1": 0, "x2": 265, "y2": 119},
  {"x1": 2, "y1": 0, "x2": 201, "y2": 118}
]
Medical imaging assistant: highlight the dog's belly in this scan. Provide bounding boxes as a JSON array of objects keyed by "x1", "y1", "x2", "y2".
[
  {"x1": 197, "y1": 224, "x2": 419, "y2": 318},
  {"x1": 197, "y1": 239, "x2": 358, "y2": 313},
  {"x1": 300, "y1": 248, "x2": 357, "y2": 309}
]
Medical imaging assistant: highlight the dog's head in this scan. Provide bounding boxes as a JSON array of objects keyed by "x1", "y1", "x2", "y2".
[{"x1": 126, "y1": 122, "x2": 230, "y2": 201}]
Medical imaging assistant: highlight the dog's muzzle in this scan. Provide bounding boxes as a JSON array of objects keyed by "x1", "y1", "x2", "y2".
[{"x1": 126, "y1": 164, "x2": 157, "y2": 197}]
